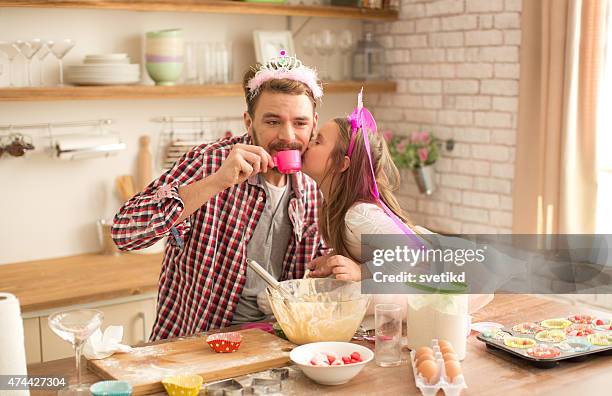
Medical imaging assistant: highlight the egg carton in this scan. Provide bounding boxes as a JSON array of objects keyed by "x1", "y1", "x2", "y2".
[{"x1": 410, "y1": 339, "x2": 467, "y2": 396}]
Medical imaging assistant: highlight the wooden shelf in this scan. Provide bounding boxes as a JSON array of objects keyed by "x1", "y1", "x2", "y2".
[
  {"x1": 0, "y1": 80, "x2": 396, "y2": 101},
  {"x1": 0, "y1": 0, "x2": 398, "y2": 20}
]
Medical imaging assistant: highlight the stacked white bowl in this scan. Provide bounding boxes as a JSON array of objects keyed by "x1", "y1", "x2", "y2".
[
  {"x1": 145, "y1": 29, "x2": 184, "y2": 86},
  {"x1": 66, "y1": 54, "x2": 140, "y2": 86}
]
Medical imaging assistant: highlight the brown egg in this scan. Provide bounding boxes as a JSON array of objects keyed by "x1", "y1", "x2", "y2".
[
  {"x1": 415, "y1": 354, "x2": 435, "y2": 368},
  {"x1": 445, "y1": 360, "x2": 463, "y2": 383},
  {"x1": 418, "y1": 359, "x2": 439, "y2": 384},
  {"x1": 440, "y1": 345, "x2": 456, "y2": 355},
  {"x1": 438, "y1": 339, "x2": 453, "y2": 350},
  {"x1": 415, "y1": 346, "x2": 434, "y2": 360},
  {"x1": 443, "y1": 352, "x2": 459, "y2": 361}
]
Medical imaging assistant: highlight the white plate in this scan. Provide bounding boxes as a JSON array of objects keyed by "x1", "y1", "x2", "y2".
[
  {"x1": 68, "y1": 64, "x2": 139, "y2": 71},
  {"x1": 84, "y1": 58, "x2": 131, "y2": 64},
  {"x1": 68, "y1": 80, "x2": 141, "y2": 86},
  {"x1": 85, "y1": 53, "x2": 128, "y2": 59}
]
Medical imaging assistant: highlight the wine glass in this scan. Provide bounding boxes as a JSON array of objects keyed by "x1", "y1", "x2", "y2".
[
  {"x1": 48, "y1": 309, "x2": 103, "y2": 395},
  {"x1": 36, "y1": 42, "x2": 51, "y2": 86},
  {"x1": 14, "y1": 39, "x2": 43, "y2": 87},
  {"x1": 337, "y1": 30, "x2": 354, "y2": 81},
  {"x1": 0, "y1": 41, "x2": 21, "y2": 87},
  {"x1": 301, "y1": 32, "x2": 316, "y2": 57},
  {"x1": 49, "y1": 39, "x2": 75, "y2": 86},
  {"x1": 315, "y1": 30, "x2": 335, "y2": 80}
]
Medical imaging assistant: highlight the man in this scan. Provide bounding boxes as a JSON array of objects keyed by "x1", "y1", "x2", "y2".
[{"x1": 112, "y1": 54, "x2": 327, "y2": 340}]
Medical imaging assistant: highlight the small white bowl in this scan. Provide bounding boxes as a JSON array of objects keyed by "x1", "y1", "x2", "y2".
[{"x1": 290, "y1": 342, "x2": 373, "y2": 385}]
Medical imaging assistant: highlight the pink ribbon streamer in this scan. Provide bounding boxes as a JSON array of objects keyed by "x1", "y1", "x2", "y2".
[{"x1": 346, "y1": 88, "x2": 422, "y2": 246}]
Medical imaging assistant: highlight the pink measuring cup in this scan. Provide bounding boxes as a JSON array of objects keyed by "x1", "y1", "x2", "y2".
[{"x1": 272, "y1": 150, "x2": 301, "y2": 174}]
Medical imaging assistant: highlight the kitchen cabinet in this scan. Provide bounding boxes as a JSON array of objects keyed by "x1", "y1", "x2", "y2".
[
  {"x1": 22, "y1": 317, "x2": 41, "y2": 364},
  {"x1": 37, "y1": 295, "x2": 156, "y2": 362},
  {"x1": 0, "y1": 252, "x2": 162, "y2": 364}
]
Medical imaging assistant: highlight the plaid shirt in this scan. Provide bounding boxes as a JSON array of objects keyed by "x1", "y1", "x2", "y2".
[{"x1": 112, "y1": 134, "x2": 325, "y2": 340}]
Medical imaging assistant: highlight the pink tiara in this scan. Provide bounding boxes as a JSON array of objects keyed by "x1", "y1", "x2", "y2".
[{"x1": 247, "y1": 51, "x2": 323, "y2": 100}]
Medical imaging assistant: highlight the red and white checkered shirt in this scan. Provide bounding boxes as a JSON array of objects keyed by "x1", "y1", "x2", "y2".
[{"x1": 111, "y1": 134, "x2": 325, "y2": 340}]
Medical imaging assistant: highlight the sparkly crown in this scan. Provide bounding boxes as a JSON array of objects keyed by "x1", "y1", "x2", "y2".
[{"x1": 247, "y1": 50, "x2": 323, "y2": 100}]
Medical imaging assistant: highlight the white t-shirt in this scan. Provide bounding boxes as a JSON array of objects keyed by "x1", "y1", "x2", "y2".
[
  {"x1": 343, "y1": 202, "x2": 431, "y2": 319},
  {"x1": 344, "y1": 202, "x2": 430, "y2": 262}
]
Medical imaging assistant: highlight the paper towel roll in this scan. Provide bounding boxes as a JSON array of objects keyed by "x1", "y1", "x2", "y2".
[{"x1": 0, "y1": 293, "x2": 29, "y2": 396}]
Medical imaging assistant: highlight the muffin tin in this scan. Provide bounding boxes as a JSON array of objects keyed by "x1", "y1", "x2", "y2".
[{"x1": 477, "y1": 315, "x2": 612, "y2": 368}]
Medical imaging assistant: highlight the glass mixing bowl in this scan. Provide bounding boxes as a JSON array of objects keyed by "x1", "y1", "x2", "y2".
[{"x1": 266, "y1": 278, "x2": 370, "y2": 345}]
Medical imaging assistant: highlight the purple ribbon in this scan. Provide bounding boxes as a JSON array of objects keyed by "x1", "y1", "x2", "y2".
[{"x1": 346, "y1": 88, "x2": 422, "y2": 245}]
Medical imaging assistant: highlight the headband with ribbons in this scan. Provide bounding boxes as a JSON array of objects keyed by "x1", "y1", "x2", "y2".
[{"x1": 346, "y1": 88, "x2": 421, "y2": 244}]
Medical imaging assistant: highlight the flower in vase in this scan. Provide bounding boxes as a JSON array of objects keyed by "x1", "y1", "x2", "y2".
[
  {"x1": 382, "y1": 130, "x2": 394, "y2": 143},
  {"x1": 418, "y1": 147, "x2": 429, "y2": 163},
  {"x1": 396, "y1": 138, "x2": 409, "y2": 154}
]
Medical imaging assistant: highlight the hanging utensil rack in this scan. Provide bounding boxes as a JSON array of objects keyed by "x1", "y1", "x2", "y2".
[{"x1": 153, "y1": 116, "x2": 243, "y2": 170}]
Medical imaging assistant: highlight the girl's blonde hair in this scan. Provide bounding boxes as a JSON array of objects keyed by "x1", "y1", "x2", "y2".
[{"x1": 318, "y1": 118, "x2": 413, "y2": 262}]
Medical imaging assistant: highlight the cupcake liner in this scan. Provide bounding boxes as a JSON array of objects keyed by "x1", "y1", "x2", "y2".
[
  {"x1": 206, "y1": 332, "x2": 243, "y2": 353},
  {"x1": 162, "y1": 375, "x2": 203, "y2": 396}
]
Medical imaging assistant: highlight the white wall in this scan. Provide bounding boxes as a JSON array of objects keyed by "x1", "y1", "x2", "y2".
[{"x1": 0, "y1": 7, "x2": 362, "y2": 264}]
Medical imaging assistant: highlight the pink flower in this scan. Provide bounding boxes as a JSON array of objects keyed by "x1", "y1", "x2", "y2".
[
  {"x1": 418, "y1": 147, "x2": 429, "y2": 163},
  {"x1": 382, "y1": 130, "x2": 393, "y2": 142},
  {"x1": 396, "y1": 139, "x2": 408, "y2": 154},
  {"x1": 411, "y1": 131, "x2": 430, "y2": 143}
]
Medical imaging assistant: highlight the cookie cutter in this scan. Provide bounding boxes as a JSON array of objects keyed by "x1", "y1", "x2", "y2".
[{"x1": 205, "y1": 379, "x2": 244, "y2": 396}]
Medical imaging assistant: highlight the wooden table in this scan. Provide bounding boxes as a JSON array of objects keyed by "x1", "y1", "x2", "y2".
[
  {"x1": 26, "y1": 295, "x2": 612, "y2": 396},
  {"x1": 0, "y1": 253, "x2": 162, "y2": 313}
]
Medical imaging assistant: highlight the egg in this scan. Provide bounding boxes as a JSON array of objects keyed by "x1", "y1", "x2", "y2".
[
  {"x1": 417, "y1": 359, "x2": 439, "y2": 384},
  {"x1": 445, "y1": 360, "x2": 463, "y2": 383},
  {"x1": 415, "y1": 346, "x2": 434, "y2": 360},
  {"x1": 415, "y1": 354, "x2": 435, "y2": 369},
  {"x1": 438, "y1": 340, "x2": 453, "y2": 350},
  {"x1": 440, "y1": 345, "x2": 455, "y2": 355},
  {"x1": 443, "y1": 352, "x2": 459, "y2": 361}
]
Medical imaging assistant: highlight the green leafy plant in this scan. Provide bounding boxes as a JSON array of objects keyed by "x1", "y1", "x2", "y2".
[{"x1": 383, "y1": 130, "x2": 439, "y2": 169}]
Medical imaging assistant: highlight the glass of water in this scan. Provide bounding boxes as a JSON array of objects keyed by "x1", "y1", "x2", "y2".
[{"x1": 375, "y1": 303, "x2": 402, "y2": 367}]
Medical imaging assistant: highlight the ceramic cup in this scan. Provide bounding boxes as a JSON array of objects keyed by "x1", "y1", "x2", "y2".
[{"x1": 273, "y1": 150, "x2": 302, "y2": 174}]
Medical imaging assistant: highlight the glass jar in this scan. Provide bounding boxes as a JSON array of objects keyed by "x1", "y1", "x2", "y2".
[{"x1": 351, "y1": 32, "x2": 385, "y2": 80}]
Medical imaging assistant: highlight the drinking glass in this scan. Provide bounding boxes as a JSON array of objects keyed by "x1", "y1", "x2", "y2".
[
  {"x1": 338, "y1": 30, "x2": 354, "y2": 80},
  {"x1": 36, "y1": 42, "x2": 51, "y2": 86},
  {"x1": 197, "y1": 42, "x2": 216, "y2": 84},
  {"x1": 49, "y1": 39, "x2": 76, "y2": 86},
  {"x1": 48, "y1": 309, "x2": 103, "y2": 394},
  {"x1": 14, "y1": 39, "x2": 43, "y2": 86},
  {"x1": 375, "y1": 303, "x2": 402, "y2": 367},
  {"x1": 315, "y1": 30, "x2": 335, "y2": 80},
  {"x1": 0, "y1": 41, "x2": 20, "y2": 86},
  {"x1": 183, "y1": 41, "x2": 198, "y2": 84}
]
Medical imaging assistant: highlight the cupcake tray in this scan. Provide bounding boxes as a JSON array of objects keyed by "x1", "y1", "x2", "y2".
[{"x1": 476, "y1": 316, "x2": 612, "y2": 368}]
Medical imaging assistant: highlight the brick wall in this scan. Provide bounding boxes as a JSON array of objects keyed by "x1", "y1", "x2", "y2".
[{"x1": 366, "y1": 0, "x2": 521, "y2": 234}]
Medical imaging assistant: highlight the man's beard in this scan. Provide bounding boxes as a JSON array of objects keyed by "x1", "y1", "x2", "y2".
[{"x1": 251, "y1": 126, "x2": 314, "y2": 154}]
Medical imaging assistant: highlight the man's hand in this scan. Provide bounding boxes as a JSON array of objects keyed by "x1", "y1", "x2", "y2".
[
  {"x1": 215, "y1": 144, "x2": 274, "y2": 189},
  {"x1": 307, "y1": 255, "x2": 362, "y2": 281}
]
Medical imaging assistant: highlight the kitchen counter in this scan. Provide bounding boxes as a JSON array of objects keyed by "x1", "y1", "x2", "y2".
[
  {"x1": 0, "y1": 253, "x2": 162, "y2": 313},
  {"x1": 27, "y1": 294, "x2": 612, "y2": 396}
]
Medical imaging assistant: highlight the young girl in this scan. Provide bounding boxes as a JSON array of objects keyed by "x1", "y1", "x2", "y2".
[{"x1": 301, "y1": 95, "x2": 493, "y2": 316}]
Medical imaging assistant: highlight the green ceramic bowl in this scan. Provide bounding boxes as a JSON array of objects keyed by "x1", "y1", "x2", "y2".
[
  {"x1": 146, "y1": 62, "x2": 184, "y2": 86},
  {"x1": 90, "y1": 380, "x2": 132, "y2": 396},
  {"x1": 146, "y1": 29, "x2": 183, "y2": 39}
]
